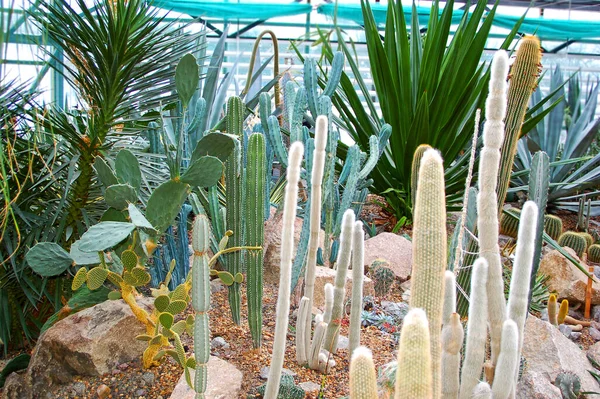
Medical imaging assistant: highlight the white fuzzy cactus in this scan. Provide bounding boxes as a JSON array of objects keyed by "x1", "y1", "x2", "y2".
[
  {"x1": 472, "y1": 382, "x2": 492, "y2": 399},
  {"x1": 264, "y1": 142, "x2": 304, "y2": 399},
  {"x1": 349, "y1": 220, "x2": 365, "y2": 356},
  {"x1": 350, "y1": 346, "x2": 379, "y2": 399},
  {"x1": 491, "y1": 320, "x2": 520, "y2": 399},
  {"x1": 441, "y1": 313, "x2": 463, "y2": 399},
  {"x1": 323, "y1": 283, "x2": 334, "y2": 324}
]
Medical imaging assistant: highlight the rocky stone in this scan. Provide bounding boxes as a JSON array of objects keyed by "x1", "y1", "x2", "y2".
[
  {"x1": 587, "y1": 341, "x2": 600, "y2": 366},
  {"x1": 1, "y1": 298, "x2": 153, "y2": 399},
  {"x1": 590, "y1": 327, "x2": 600, "y2": 342},
  {"x1": 135, "y1": 389, "x2": 147, "y2": 397},
  {"x1": 336, "y1": 335, "x2": 349, "y2": 350},
  {"x1": 263, "y1": 208, "x2": 326, "y2": 284},
  {"x1": 299, "y1": 381, "x2": 321, "y2": 393},
  {"x1": 399, "y1": 279, "x2": 411, "y2": 292},
  {"x1": 364, "y1": 233, "x2": 412, "y2": 281},
  {"x1": 210, "y1": 278, "x2": 225, "y2": 294},
  {"x1": 381, "y1": 301, "x2": 409, "y2": 321},
  {"x1": 210, "y1": 336, "x2": 229, "y2": 350},
  {"x1": 169, "y1": 356, "x2": 242, "y2": 399},
  {"x1": 303, "y1": 266, "x2": 374, "y2": 310},
  {"x1": 593, "y1": 305, "x2": 600, "y2": 322},
  {"x1": 570, "y1": 332, "x2": 582, "y2": 341},
  {"x1": 539, "y1": 248, "x2": 600, "y2": 304},
  {"x1": 259, "y1": 366, "x2": 296, "y2": 380},
  {"x1": 518, "y1": 315, "x2": 600, "y2": 396},
  {"x1": 71, "y1": 382, "x2": 86, "y2": 396},
  {"x1": 141, "y1": 371, "x2": 155, "y2": 386},
  {"x1": 97, "y1": 384, "x2": 111, "y2": 399},
  {"x1": 558, "y1": 324, "x2": 572, "y2": 337}
]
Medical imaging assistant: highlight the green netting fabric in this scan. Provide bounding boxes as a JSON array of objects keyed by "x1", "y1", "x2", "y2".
[
  {"x1": 318, "y1": 3, "x2": 600, "y2": 41},
  {"x1": 153, "y1": 0, "x2": 312, "y2": 20}
]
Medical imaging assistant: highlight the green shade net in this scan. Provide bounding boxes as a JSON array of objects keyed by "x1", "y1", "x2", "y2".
[
  {"x1": 318, "y1": 3, "x2": 600, "y2": 41},
  {"x1": 153, "y1": 0, "x2": 312, "y2": 20}
]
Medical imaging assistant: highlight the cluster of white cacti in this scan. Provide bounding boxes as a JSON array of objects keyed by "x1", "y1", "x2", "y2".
[{"x1": 348, "y1": 50, "x2": 540, "y2": 399}]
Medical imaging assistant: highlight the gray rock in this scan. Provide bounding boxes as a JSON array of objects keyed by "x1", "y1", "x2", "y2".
[
  {"x1": 587, "y1": 341, "x2": 600, "y2": 366},
  {"x1": 135, "y1": 389, "x2": 146, "y2": 397},
  {"x1": 518, "y1": 316, "x2": 600, "y2": 396},
  {"x1": 570, "y1": 332, "x2": 582, "y2": 341},
  {"x1": 592, "y1": 305, "x2": 600, "y2": 323},
  {"x1": 169, "y1": 356, "x2": 243, "y2": 399},
  {"x1": 210, "y1": 279, "x2": 225, "y2": 294},
  {"x1": 1, "y1": 298, "x2": 153, "y2": 399},
  {"x1": 558, "y1": 324, "x2": 572, "y2": 337},
  {"x1": 301, "y1": 266, "x2": 374, "y2": 310},
  {"x1": 381, "y1": 301, "x2": 409, "y2": 320},
  {"x1": 299, "y1": 381, "x2": 321, "y2": 393},
  {"x1": 259, "y1": 366, "x2": 296, "y2": 380},
  {"x1": 364, "y1": 233, "x2": 412, "y2": 281},
  {"x1": 590, "y1": 327, "x2": 600, "y2": 342},
  {"x1": 71, "y1": 382, "x2": 86, "y2": 396},
  {"x1": 210, "y1": 336, "x2": 229, "y2": 350},
  {"x1": 141, "y1": 372, "x2": 155, "y2": 386}
]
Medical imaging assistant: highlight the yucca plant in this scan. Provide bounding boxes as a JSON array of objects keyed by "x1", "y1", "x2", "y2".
[
  {"x1": 307, "y1": 0, "x2": 557, "y2": 219},
  {"x1": 513, "y1": 66, "x2": 600, "y2": 215}
]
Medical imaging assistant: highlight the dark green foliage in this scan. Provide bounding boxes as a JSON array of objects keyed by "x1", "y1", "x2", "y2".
[
  {"x1": 257, "y1": 374, "x2": 305, "y2": 399},
  {"x1": 558, "y1": 231, "x2": 588, "y2": 258},
  {"x1": 544, "y1": 215, "x2": 563, "y2": 241},
  {"x1": 0, "y1": 354, "x2": 31, "y2": 388},
  {"x1": 175, "y1": 54, "x2": 199, "y2": 107}
]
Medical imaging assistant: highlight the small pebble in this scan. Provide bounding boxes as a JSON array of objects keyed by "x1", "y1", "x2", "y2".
[
  {"x1": 299, "y1": 381, "x2": 321, "y2": 393},
  {"x1": 141, "y1": 371, "x2": 155, "y2": 386},
  {"x1": 135, "y1": 388, "x2": 147, "y2": 397},
  {"x1": 97, "y1": 384, "x2": 111, "y2": 399},
  {"x1": 260, "y1": 367, "x2": 296, "y2": 380},
  {"x1": 72, "y1": 381, "x2": 86, "y2": 396},
  {"x1": 590, "y1": 327, "x2": 600, "y2": 342},
  {"x1": 558, "y1": 324, "x2": 572, "y2": 338},
  {"x1": 570, "y1": 332, "x2": 582, "y2": 341},
  {"x1": 211, "y1": 336, "x2": 230, "y2": 350},
  {"x1": 118, "y1": 363, "x2": 129, "y2": 370},
  {"x1": 337, "y1": 335, "x2": 349, "y2": 350}
]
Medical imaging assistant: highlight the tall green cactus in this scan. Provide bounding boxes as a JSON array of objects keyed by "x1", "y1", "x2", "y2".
[
  {"x1": 246, "y1": 133, "x2": 266, "y2": 348},
  {"x1": 192, "y1": 215, "x2": 211, "y2": 398},
  {"x1": 224, "y1": 97, "x2": 244, "y2": 325},
  {"x1": 410, "y1": 149, "x2": 447, "y2": 398},
  {"x1": 350, "y1": 347, "x2": 378, "y2": 399},
  {"x1": 496, "y1": 35, "x2": 542, "y2": 214},
  {"x1": 394, "y1": 308, "x2": 432, "y2": 399}
]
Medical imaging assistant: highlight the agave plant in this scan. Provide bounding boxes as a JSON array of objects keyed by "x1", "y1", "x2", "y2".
[{"x1": 513, "y1": 66, "x2": 600, "y2": 215}]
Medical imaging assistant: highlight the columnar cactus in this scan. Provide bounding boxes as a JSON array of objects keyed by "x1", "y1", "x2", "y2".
[
  {"x1": 548, "y1": 294, "x2": 558, "y2": 326},
  {"x1": 558, "y1": 231, "x2": 588, "y2": 257},
  {"x1": 394, "y1": 308, "x2": 432, "y2": 399},
  {"x1": 246, "y1": 133, "x2": 266, "y2": 348},
  {"x1": 264, "y1": 142, "x2": 304, "y2": 399},
  {"x1": 349, "y1": 220, "x2": 365, "y2": 356},
  {"x1": 410, "y1": 148, "x2": 447, "y2": 398},
  {"x1": 224, "y1": 96, "x2": 244, "y2": 325},
  {"x1": 588, "y1": 244, "x2": 600, "y2": 263},
  {"x1": 558, "y1": 299, "x2": 569, "y2": 325},
  {"x1": 441, "y1": 313, "x2": 463, "y2": 399},
  {"x1": 497, "y1": 35, "x2": 542, "y2": 214},
  {"x1": 192, "y1": 215, "x2": 211, "y2": 398},
  {"x1": 410, "y1": 144, "x2": 433, "y2": 208},
  {"x1": 350, "y1": 346, "x2": 378, "y2": 399},
  {"x1": 459, "y1": 259, "x2": 489, "y2": 399},
  {"x1": 442, "y1": 271, "x2": 456, "y2": 326},
  {"x1": 472, "y1": 382, "x2": 492, "y2": 399},
  {"x1": 478, "y1": 50, "x2": 509, "y2": 366},
  {"x1": 323, "y1": 283, "x2": 334, "y2": 324},
  {"x1": 544, "y1": 214, "x2": 563, "y2": 241},
  {"x1": 324, "y1": 209, "x2": 355, "y2": 353},
  {"x1": 490, "y1": 320, "x2": 520, "y2": 399}
]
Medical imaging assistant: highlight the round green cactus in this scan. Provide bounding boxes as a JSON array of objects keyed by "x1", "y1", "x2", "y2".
[
  {"x1": 558, "y1": 231, "x2": 588, "y2": 258},
  {"x1": 499, "y1": 208, "x2": 520, "y2": 238},
  {"x1": 370, "y1": 260, "x2": 395, "y2": 297},
  {"x1": 588, "y1": 244, "x2": 600, "y2": 264},
  {"x1": 578, "y1": 232, "x2": 594, "y2": 248},
  {"x1": 543, "y1": 214, "x2": 563, "y2": 241}
]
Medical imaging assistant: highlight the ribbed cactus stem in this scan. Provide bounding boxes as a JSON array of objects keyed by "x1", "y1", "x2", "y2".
[
  {"x1": 443, "y1": 271, "x2": 457, "y2": 326},
  {"x1": 323, "y1": 283, "x2": 334, "y2": 324},
  {"x1": 410, "y1": 144, "x2": 433, "y2": 208},
  {"x1": 308, "y1": 314, "x2": 327, "y2": 370},
  {"x1": 192, "y1": 215, "x2": 211, "y2": 398},
  {"x1": 507, "y1": 201, "x2": 538, "y2": 392},
  {"x1": 410, "y1": 148, "x2": 447, "y2": 399},
  {"x1": 459, "y1": 258, "x2": 489, "y2": 399},
  {"x1": 394, "y1": 308, "x2": 432, "y2": 399},
  {"x1": 491, "y1": 320, "x2": 519, "y2": 399},
  {"x1": 472, "y1": 382, "x2": 492, "y2": 399},
  {"x1": 264, "y1": 142, "x2": 304, "y2": 399},
  {"x1": 301, "y1": 115, "x2": 328, "y2": 362},
  {"x1": 350, "y1": 346, "x2": 379, "y2": 399},
  {"x1": 349, "y1": 220, "x2": 365, "y2": 356},
  {"x1": 497, "y1": 36, "x2": 542, "y2": 214},
  {"x1": 324, "y1": 210, "x2": 355, "y2": 353},
  {"x1": 246, "y1": 132, "x2": 266, "y2": 348},
  {"x1": 478, "y1": 50, "x2": 509, "y2": 366},
  {"x1": 295, "y1": 297, "x2": 310, "y2": 366},
  {"x1": 441, "y1": 313, "x2": 463, "y2": 399},
  {"x1": 558, "y1": 299, "x2": 569, "y2": 325},
  {"x1": 548, "y1": 294, "x2": 558, "y2": 326}
]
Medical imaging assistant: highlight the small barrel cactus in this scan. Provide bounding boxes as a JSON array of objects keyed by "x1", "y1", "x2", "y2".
[
  {"x1": 543, "y1": 214, "x2": 563, "y2": 241},
  {"x1": 558, "y1": 231, "x2": 588, "y2": 258},
  {"x1": 588, "y1": 244, "x2": 600, "y2": 263},
  {"x1": 499, "y1": 208, "x2": 520, "y2": 238},
  {"x1": 579, "y1": 232, "x2": 594, "y2": 248},
  {"x1": 370, "y1": 259, "x2": 395, "y2": 297}
]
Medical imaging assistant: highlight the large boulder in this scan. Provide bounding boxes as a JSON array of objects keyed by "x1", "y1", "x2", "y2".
[
  {"x1": 363, "y1": 233, "x2": 412, "y2": 281},
  {"x1": 539, "y1": 247, "x2": 600, "y2": 304},
  {"x1": 263, "y1": 208, "x2": 325, "y2": 284},
  {"x1": 169, "y1": 356, "x2": 243, "y2": 399},
  {"x1": 517, "y1": 315, "x2": 600, "y2": 397},
  {"x1": 1, "y1": 297, "x2": 153, "y2": 399},
  {"x1": 299, "y1": 266, "x2": 374, "y2": 310}
]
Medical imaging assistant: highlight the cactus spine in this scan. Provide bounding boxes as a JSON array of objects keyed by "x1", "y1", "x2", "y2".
[
  {"x1": 441, "y1": 313, "x2": 463, "y2": 399},
  {"x1": 349, "y1": 220, "x2": 365, "y2": 356},
  {"x1": 264, "y1": 142, "x2": 304, "y2": 399},
  {"x1": 589, "y1": 244, "x2": 600, "y2": 263},
  {"x1": 192, "y1": 215, "x2": 211, "y2": 398},
  {"x1": 490, "y1": 320, "x2": 520, "y2": 399},
  {"x1": 246, "y1": 133, "x2": 266, "y2": 348},
  {"x1": 224, "y1": 96, "x2": 244, "y2": 325},
  {"x1": 558, "y1": 231, "x2": 588, "y2": 257},
  {"x1": 478, "y1": 50, "x2": 509, "y2": 366},
  {"x1": 324, "y1": 210, "x2": 355, "y2": 353},
  {"x1": 548, "y1": 294, "x2": 558, "y2": 326},
  {"x1": 544, "y1": 214, "x2": 563, "y2": 241},
  {"x1": 459, "y1": 259, "x2": 489, "y2": 399},
  {"x1": 410, "y1": 148, "x2": 447, "y2": 398},
  {"x1": 350, "y1": 346, "x2": 378, "y2": 399},
  {"x1": 497, "y1": 35, "x2": 542, "y2": 214},
  {"x1": 394, "y1": 308, "x2": 433, "y2": 399}
]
